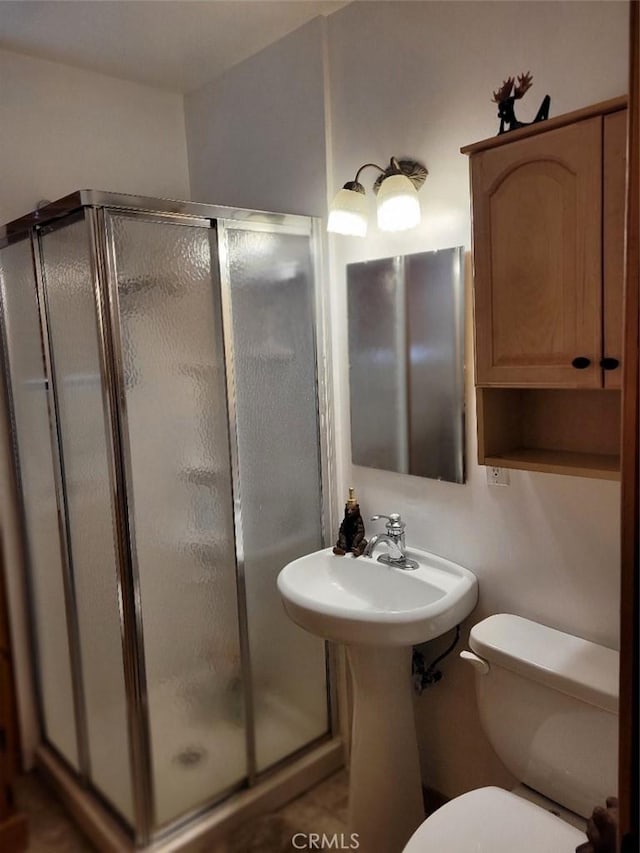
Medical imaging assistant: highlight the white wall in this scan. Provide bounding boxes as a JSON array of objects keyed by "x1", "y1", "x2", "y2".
[
  {"x1": 185, "y1": 16, "x2": 329, "y2": 215},
  {"x1": 329, "y1": 0, "x2": 628, "y2": 635},
  {"x1": 184, "y1": 0, "x2": 628, "y2": 800},
  {"x1": 0, "y1": 47, "x2": 191, "y2": 765},
  {"x1": 0, "y1": 48, "x2": 190, "y2": 225},
  {"x1": 326, "y1": 0, "x2": 627, "y2": 797}
]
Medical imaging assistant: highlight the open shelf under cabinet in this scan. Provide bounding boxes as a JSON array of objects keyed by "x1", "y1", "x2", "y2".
[{"x1": 477, "y1": 387, "x2": 621, "y2": 481}]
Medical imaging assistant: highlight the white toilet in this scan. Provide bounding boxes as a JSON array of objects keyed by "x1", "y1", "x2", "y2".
[{"x1": 403, "y1": 613, "x2": 619, "y2": 852}]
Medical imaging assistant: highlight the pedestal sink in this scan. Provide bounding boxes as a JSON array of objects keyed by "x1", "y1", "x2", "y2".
[{"x1": 277, "y1": 547, "x2": 478, "y2": 853}]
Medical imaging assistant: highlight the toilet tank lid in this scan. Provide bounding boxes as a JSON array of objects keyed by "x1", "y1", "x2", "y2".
[{"x1": 469, "y1": 614, "x2": 618, "y2": 714}]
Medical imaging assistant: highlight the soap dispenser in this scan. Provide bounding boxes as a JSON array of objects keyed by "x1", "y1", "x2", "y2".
[{"x1": 333, "y1": 487, "x2": 367, "y2": 557}]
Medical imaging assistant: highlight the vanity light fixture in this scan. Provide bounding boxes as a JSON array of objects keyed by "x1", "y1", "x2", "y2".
[{"x1": 327, "y1": 157, "x2": 428, "y2": 236}]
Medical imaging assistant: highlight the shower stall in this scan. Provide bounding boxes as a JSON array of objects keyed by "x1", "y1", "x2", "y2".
[{"x1": 0, "y1": 191, "x2": 339, "y2": 848}]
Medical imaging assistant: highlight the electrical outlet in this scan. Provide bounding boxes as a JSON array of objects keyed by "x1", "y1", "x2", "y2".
[{"x1": 486, "y1": 465, "x2": 510, "y2": 486}]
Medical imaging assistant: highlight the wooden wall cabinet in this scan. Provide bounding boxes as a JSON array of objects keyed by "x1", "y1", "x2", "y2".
[{"x1": 463, "y1": 98, "x2": 627, "y2": 479}]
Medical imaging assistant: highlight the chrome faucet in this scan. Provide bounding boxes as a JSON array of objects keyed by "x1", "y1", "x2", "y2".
[{"x1": 363, "y1": 513, "x2": 419, "y2": 570}]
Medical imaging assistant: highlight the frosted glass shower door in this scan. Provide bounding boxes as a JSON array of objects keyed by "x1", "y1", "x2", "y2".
[
  {"x1": 39, "y1": 214, "x2": 134, "y2": 822},
  {"x1": 0, "y1": 238, "x2": 79, "y2": 768},
  {"x1": 106, "y1": 213, "x2": 245, "y2": 828},
  {"x1": 221, "y1": 223, "x2": 329, "y2": 773}
]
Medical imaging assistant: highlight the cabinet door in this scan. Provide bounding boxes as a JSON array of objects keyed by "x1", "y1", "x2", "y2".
[
  {"x1": 603, "y1": 109, "x2": 627, "y2": 390},
  {"x1": 472, "y1": 117, "x2": 602, "y2": 387}
]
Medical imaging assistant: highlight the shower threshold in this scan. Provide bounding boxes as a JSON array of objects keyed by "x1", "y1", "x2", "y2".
[{"x1": 36, "y1": 737, "x2": 344, "y2": 852}]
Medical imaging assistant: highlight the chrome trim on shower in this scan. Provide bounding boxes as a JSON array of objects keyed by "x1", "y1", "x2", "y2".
[
  {"x1": 217, "y1": 214, "x2": 339, "y2": 754},
  {"x1": 1, "y1": 193, "x2": 342, "y2": 847},
  {"x1": 88, "y1": 207, "x2": 155, "y2": 843},
  {"x1": 32, "y1": 224, "x2": 92, "y2": 780},
  {"x1": 216, "y1": 219, "x2": 259, "y2": 786},
  {"x1": 1, "y1": 190, "x2": 313, "y2": 245},
  {"x1": 310, "y1": 219, "x2": 338, "y2": 545},
  {"x1": 308, "y1": 218, "x2": 340, "y2": 738},
  {"x1": 36, "y1": 736, "x2": 344, "y2": 853}
]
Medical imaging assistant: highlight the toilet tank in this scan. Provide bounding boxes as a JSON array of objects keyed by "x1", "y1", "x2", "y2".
[{"x1": 468, "y1": 614, "x2": 618, "y2": 818}]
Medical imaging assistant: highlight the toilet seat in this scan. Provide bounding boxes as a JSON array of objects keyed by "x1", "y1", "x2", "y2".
[{"x1": 402, "y1": 786, "x2": 586, "y2": 852}]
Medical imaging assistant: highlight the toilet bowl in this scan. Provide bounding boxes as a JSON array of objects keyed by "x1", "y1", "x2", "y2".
[{"x1": 403, "y1": 614, "x2": 619, "y2": 852}]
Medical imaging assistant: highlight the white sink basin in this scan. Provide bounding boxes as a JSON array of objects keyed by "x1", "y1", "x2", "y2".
[
  {"x1": 278, "y1": 544, "x2": 479, "y2": 852},
  {"x1": 277, "y1": 546, "x2": 478, "y2": 647}
]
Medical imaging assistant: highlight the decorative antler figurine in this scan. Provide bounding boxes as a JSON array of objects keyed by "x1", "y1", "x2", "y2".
[{"x1": 492, "y1": 72, "x2": 550, "y2": 135}]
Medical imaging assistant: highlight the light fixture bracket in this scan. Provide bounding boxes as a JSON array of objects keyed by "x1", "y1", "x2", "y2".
[
  {"x1": 373, "y1": 158, "x2": 428, "y2": 195},
  {"x1": 342, "y1": 180, "x2": 366, "y2": 194}
]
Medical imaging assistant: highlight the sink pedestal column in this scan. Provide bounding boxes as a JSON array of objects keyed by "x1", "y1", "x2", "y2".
[{"x1": 346, "y1": 645, "x2": 425, "y2": 853}]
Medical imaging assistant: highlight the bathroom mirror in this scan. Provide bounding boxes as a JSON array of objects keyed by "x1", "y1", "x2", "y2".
[{"x1": 347, "y1": 247, "x2": 465, "y2": 483}]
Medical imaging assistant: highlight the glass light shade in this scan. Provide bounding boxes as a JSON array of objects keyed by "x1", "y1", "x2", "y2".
[
  {"x1": 376, "y1": 174, "x2": 421, "y2": 232},
  {"x1": 327, "y1": 187, "x2": 368, "y2": 236}
]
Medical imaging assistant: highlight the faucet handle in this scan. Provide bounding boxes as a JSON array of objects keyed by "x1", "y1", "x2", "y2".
[{"x1": 370, "y1": 513, "x2": 406, "y2": 532}]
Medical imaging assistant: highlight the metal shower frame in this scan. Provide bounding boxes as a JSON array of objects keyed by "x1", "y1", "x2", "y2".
[{"x1": 0, "y1": 191, "x2": 339, "y2": 847}]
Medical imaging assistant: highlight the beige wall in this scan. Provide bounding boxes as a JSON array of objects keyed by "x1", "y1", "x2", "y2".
[
  {"x1": 186, "y1": 0, "x2": 628, "y2": 799},
  {"x1": 0, "y1": 48, "x2": 190, "y2": 225},
  {"x1": 185, "y1": 16, "x2": 329, "y2": 216}
]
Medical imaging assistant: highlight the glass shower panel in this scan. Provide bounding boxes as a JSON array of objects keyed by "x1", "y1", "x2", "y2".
[
  {"x1": 0, "y1": 239, "x2": 79, "y2": 768},
  {"x1": 108, "y1": 214, "x2": 245, "y2": 827},
  {"x1": 39, "y1": 216, "x2": 134, "y2": 823},
  {"x1": 224, "y1": 225, "x2": 328, "y2": 772}
]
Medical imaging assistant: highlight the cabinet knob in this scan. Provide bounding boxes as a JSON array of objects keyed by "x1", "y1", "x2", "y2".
[
  {"x1": 600, "y1": 357, "x2": 620, "y2": 371},
  {"x1": 571, "y1": 357, "x2": 591, "y2": 369}
]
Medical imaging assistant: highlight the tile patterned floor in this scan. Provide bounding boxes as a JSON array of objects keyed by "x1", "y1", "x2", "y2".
[
  {"x1": 14, "y1": 774, "x2": 95, "y2": 853},
  {"x1": 13, "y1": 769, "x2": 349, "y2": 852},
  {"x1": 225, "y1": 771, "x2": 349, "y2": 852}
]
